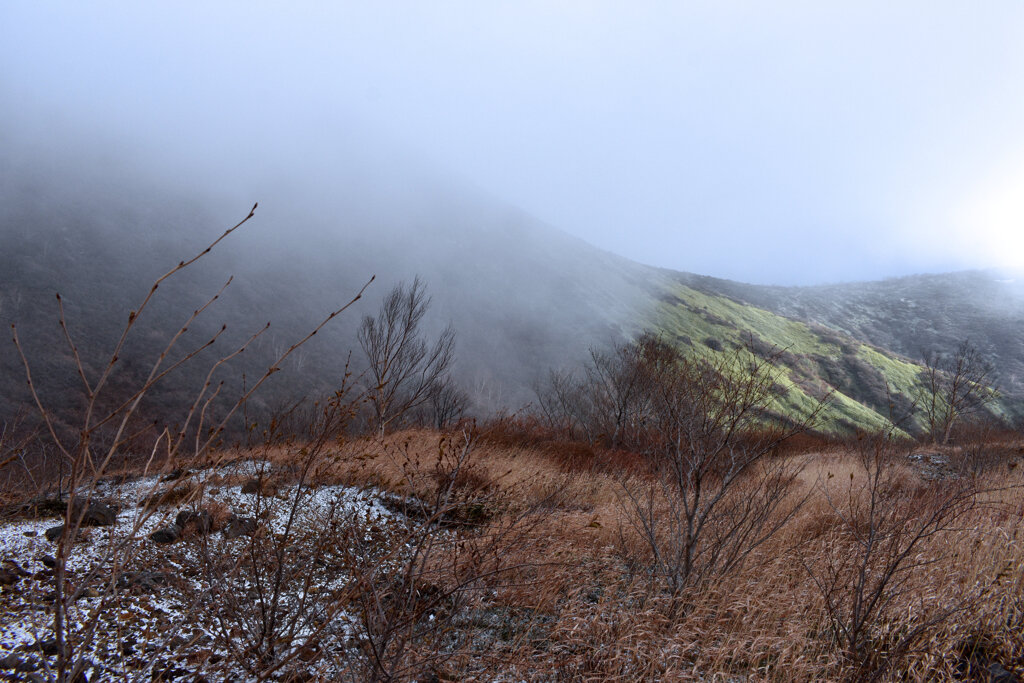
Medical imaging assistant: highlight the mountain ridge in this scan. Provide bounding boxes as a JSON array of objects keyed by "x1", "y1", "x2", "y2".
[{"x1": 2, "y1": 150, "x2": 1019, "y2": 436}]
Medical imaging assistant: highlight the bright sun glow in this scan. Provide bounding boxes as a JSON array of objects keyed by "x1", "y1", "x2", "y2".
[{"x1": 953, "y1": 156, "x2": 1024, "y2": 271}]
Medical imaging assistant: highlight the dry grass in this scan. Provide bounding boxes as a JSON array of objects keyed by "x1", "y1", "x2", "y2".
[
  {"x1": 5, "y1": 423, "x2": 1024, "y2": 681},
  {"x1": 317, "y1": 430, "x2": 1022, "y2": 680}
]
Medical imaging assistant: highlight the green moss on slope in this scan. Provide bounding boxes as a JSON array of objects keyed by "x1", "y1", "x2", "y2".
[{"x1": 650, "y1": 281, "x2": 933, "y2": 436}]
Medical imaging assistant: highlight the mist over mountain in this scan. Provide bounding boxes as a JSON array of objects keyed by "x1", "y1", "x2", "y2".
[
  {"x1": 0, "y1": 134, "x2": 661, "y2": 435},
  {"x1": 679, "y1": 271, "x2": 1024, "y2": 414},
  {"x1": 4, "y1": 114, "x2": 1024, "y2": 438}
]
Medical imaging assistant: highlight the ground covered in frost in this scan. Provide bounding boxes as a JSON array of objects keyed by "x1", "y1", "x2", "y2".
[{"x1": 0, "y1": 459, "x2": 399, "y2": 681}]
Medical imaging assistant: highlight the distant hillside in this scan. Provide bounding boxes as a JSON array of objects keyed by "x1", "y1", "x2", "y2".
[
  {"x1": 645, "y1": 278, "x2": 939, "y2": 435},
  {"x1": 2, "y1": 151, "x2": 1016, "y2": 439},
  {"x1": 670, "y1": 271, "x2": 1024, "y2": 425},
  {"x1": 0, "y1": 157, "x2": 657, "y2": 437}
]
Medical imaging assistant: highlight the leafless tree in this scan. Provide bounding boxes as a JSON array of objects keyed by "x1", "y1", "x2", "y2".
[
  {"x1": 10, "y1": 204, "x2": 373, "y2": 680},
  {"x1": 535, "y1": 332, "x2": 677, "y2": 448},
  {"x1": 424, "y1": 379, "x2": 468, "y2": 430},
  {"x1": 802, "y1": 428, "x2": 984, "y2": 679},
  {"x1": 358, "y1": 277, "x2": 456, "y2": 435},
  {"x1": 584, "y1": 335, "x2": 661, "y2": 449},
  {"x1": 917, "y1": 340, "x2": 999, "y2": 445},
  {"x1": 533, "y1": 368, "x2": 595, "y2": 442},
  {"x1": 619, "y1": 340, "x2": 825, "y2": 607}
]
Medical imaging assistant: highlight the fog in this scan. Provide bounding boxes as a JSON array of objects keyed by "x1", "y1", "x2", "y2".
[
  {"x1": 7, "y1": 3, "x2": 1024, "y2": 429},
  {"x1": 0, "y1": 111, "x2": 662, "y2": 426},
  {"x1": 5, "y1": 3, "x2": 1024, "y2": 285}
]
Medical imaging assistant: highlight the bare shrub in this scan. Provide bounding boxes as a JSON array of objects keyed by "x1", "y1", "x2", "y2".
[
  {"x1": 801, "y1": 429, "x2": 987, "y2": 679},
  {"x1": 916, "y1": 340, "x2": 1000, "y2": 445},
  {"x1": 534, "y1": 332, "x2": 676, "y2": 449},
  {"x1": 616, "y1": 339, "x2": 825, "y2": 606},
  {"x1": 8, "y1": 204, "x2": 372, "y2": 680},
  {"x1": 189, "y1": 409, "x2": 554, "y2": 681},
  {"x1": 0, "y1": 416, "x2": 42, "y2": 511},
  {"x1": 358, "y1": 276, "x2": 457, "y2": 435},
  {"x1": 423, "y1": 378, "x2": 468, "y2": 430}
]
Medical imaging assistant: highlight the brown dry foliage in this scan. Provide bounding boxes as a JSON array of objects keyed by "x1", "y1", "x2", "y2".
[
  {"x1": 4, "y1": 410, "x2": 1024, "y2": 680},
  {"x1": 166, "y1": 421, "x2": 1024, "y2": 681}
]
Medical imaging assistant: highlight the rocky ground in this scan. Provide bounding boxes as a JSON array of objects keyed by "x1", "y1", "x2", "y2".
[{"x1": 0, "y1": 459, "x2": 397, "y2": 681}]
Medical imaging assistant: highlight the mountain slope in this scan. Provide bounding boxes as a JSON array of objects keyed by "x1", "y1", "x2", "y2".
[
  {"x1": 646, "y1": 279, "x2": 934, "y2": 434},
  {"x1": 0, "y1": 154, "x2": 659, "y2": 436},
  {"x1": 2, "y1": 148, "x2": 1014, "y2": 438},
  {"x1": 670, "y1": 271, "x2": 1024, "y2": 424}
]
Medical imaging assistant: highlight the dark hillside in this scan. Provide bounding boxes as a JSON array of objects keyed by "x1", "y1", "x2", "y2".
[{"x1": 677, "y1": 270, "x2": 1024, "y2": 420}]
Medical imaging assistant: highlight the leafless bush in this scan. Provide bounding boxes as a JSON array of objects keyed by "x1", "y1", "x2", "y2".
[
  {"x1": 534, "y1": 367, "x2": 596, "y2": 443},
  {"x1": 199, "y1": 388, "x2": 366, "y2": 679},
  {"x1": 189, "y1": 397, "x2": 551, "y2": 682},
  {"x1": 423, "y1": 379, "x2": 468, "y2": 430},
  {"x1": 358, "y1": 276, "x2": 456, "y2": 435},
  {"x1": 617, "y1": 339, "x2": 825, "y2": 607},
  {"x1": 0, "y1": 416, "x2": 42, "y2": 508},
  {"x1": 945, "y1": 419, "x2": 1022, "y2": 479},
  {"x1": 535, "y1": 332, "x2": 679, "y2": 448},
  {"x1": 8, "y1": 204, "x2": 372, "y2": 680},
  {"x1": 916, "y1": 340, "x2": 1000, "y2": 445},
  {"x1": 801, "y1": 428, "x2": 986, "y2": 679}
]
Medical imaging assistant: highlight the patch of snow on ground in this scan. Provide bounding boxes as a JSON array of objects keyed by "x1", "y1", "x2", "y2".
[{"x1": 0, "y1": 460, "x2": 399, "y2": 681}]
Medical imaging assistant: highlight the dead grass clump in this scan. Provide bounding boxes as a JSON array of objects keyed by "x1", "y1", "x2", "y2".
[
  {"x1": 139, "y1": 480, "x2": 202, "y2": 509},
  {"x1": 477, "y1": 415, "x2": 556, "y2": 450},
  {"x1": 203, "y1": 498, "x2": 232, "y2": 532}
]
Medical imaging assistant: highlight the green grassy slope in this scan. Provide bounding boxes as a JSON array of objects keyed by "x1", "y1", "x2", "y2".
[{"x1": 644, "y1": 278, "x2": 998, "y2": 436}]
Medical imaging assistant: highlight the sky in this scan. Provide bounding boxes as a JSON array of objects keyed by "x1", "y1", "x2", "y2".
[{"x1": 3, "y1": 2, "x2": 1024, "y2": 285}]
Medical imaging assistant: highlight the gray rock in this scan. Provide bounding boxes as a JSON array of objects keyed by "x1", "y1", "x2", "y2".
[
  {"x1": 223, "y1": 515, "x2": 257, "y2": 539},
  {"x1": 44, "y1": 525, "x2": 64, "y2": 542},
  {"x1": 68, "y1": 498, "x2": 118, "y2": 526},
  {"x1": 149, "y1": 524, "x2": 182, "y2": 544},
  {"x1": 908, "y1": 451, "x2": 955, "y2": 479}
]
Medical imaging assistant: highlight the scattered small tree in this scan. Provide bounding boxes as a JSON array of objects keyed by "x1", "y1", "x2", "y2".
[
  {"x1": 916, "y1": 340, "x2": 999, "y2": 445},
  {"x1": 539, "y1": 333, "x2": 827, "y2": 605},
  {"x1": 424, "y1": 379, "x2": 468, "y2": 430},
  {"x1": 534, "y1": 332, "x2": 676, "y2": 449},
  {"x1": 358, "y1": 277, "x2": 456, "y2": 435},
  {"x1": 619, "y1": 339, "x2": 825, "y2": 604},
  {"x1": 802, "y1": 427, "x2": 983, "y2": 679}
]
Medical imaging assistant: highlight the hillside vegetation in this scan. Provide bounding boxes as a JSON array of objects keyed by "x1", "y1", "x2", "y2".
[
  {"x1": 3, "y1": 422, "x2": 1023, "y2": 681},
  {"x1": 3, "y1": 147, "x2": 1019, "y2": 438},
  {"x1": 1, "y1": 210, "x2": 1022, "y2": 681},
  {"x1": 648, "y1": 281, "x2": 942, "y2": 436},
  {"x1": 675, "y1": 270, "x2": 1024, "y2": 423}
]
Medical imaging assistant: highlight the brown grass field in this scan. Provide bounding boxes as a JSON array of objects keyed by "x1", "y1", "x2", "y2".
[
  {"x1": 4, "y1": 421, "x2": 1023, "y2": 681},
  {"x1": 186, "y1": 423, "x2": 1024, "y2": 681}
]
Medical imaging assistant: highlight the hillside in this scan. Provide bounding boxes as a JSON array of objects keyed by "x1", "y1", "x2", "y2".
[
  {"x1": 646, "y1": 280, "x2": 933, "y2": 434},
  {"x1": 0, "y1": 156, "x2": 657, "y2": 437},
  {"x1": 671, "y1": 271, "x2": 1024, "y2": 424},
  {"x1": 1, "y1": 152, "x2": 1016, "y2": 438}
]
